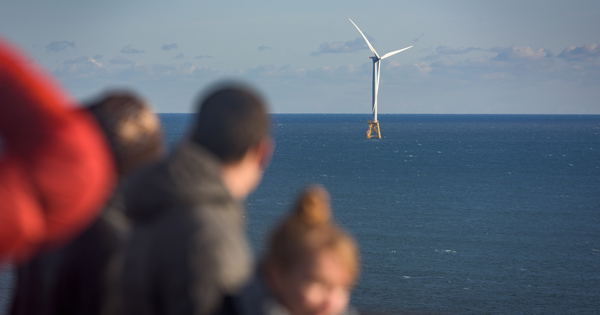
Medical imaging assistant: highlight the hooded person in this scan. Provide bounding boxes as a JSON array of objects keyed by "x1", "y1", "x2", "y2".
[
  {"x1": 10, "y1": 92, "x2": 165, "y2": 315},
  {"x1": 0, "y1": 37, "x2": 114, "y2": 263},
  {"x1": 122, "y1": 83, "x2": 273, "y2": 315},
  {"x1": 232, "y1": 185, "x2": 360, "y2": 315}
]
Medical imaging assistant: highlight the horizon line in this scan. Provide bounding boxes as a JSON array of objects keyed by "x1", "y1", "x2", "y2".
[{"x1": 155, "y1": 112, "x2": 600, "y2": 115}]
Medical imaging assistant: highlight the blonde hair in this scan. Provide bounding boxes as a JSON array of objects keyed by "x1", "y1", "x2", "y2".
[{"x1": 265, "y1": 185, "x2": 360, "y2": 281}]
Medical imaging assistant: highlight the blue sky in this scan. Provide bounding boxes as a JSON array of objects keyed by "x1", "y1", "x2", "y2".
[{"x1": 1, "y1": 0, "x2": 599, "y2": 114}]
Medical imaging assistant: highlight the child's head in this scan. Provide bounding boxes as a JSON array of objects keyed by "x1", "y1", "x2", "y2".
[{"x1": 264, "y1": 186, "x2": 359, "y2": 315}]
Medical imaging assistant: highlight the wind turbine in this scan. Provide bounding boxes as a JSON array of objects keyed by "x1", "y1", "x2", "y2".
[{"x1": 349, "y1": 18, "x2": 412, "y2": 139}]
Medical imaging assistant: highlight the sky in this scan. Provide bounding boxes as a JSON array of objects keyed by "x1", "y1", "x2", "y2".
[{"x1": 1, "y1": 0, "x2": 599, "y2": 114}]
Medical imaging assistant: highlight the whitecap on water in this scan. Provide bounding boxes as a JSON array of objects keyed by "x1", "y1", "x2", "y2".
[{"x1": 435, "y1": 249, "x2": 457, "y2": 253}]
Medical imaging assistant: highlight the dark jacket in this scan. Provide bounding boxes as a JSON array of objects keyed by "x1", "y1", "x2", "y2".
[
  {"x1": 122, "y1": 140, "x2": 252, "y2": 315},
  {"x1": 10, "y1": 191, "x2": 128, "y2": 315}
]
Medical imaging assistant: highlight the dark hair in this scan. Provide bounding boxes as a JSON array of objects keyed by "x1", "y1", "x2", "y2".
[
  {"x1": 191, "y1": 84, "x2": 270, "y2": 162},
  {"x1": 86, "y1": 91, "x2": 164, "y2": 175}
]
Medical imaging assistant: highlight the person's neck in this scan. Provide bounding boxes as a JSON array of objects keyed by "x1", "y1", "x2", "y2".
[
  {"x1": 221, "y1": 162, "x2": 248, "y2": 201},
  {"x1": 220, "y1": 144, "x2": 264, "y2": 202}
]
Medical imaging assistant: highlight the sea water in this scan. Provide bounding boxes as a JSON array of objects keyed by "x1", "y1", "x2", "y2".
[{"x1": 1, "y1": 114, "x2": 599, "y2": 315}]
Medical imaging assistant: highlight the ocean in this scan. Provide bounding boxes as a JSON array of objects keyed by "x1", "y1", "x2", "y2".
[{"x1": 2, "y1": 114, "x2": 599, "y2": 314}]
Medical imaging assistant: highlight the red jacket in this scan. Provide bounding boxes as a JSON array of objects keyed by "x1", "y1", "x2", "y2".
[{"x1": 0, "y1": 38, "x2": 115, "y2": 262}]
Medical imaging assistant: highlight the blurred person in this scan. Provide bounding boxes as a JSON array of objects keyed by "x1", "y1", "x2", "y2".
[
  {"x1": 123, "y1": 83, "x2": 273, "y2": 315},
  {"x1": 232, "y1": 185, "x2": 360, "y2": 315},
  {"x1": 10, "y1": 92, "x2": 165, "y2": 315},
  {"x1": 0, "y1": 37, "x2": 114, "y2": 263}
]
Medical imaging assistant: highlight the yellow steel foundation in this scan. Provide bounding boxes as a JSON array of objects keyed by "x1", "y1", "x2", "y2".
[{"x1": 366, "y1": 120, "x2": 381, "y2": 139}]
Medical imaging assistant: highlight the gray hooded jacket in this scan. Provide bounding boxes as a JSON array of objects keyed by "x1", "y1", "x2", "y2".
[{"x1": 123, "y1": 141, "x2": 252, "y2": 315}]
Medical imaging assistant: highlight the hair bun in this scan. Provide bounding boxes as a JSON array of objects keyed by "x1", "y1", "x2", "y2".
[{"x1": 295, "y1": 185, "x2": 331, "y2": 226}]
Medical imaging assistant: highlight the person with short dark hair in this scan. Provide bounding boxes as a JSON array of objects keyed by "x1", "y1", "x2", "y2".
[
  {"x1": 10, "y1": 91, "x2": 165, "y2": 315},
  {"x1": 122, "y1": 83, "x2": 273, "y2": 315}
]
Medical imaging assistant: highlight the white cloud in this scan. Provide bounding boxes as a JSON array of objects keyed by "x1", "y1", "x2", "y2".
[
  {"x1": 110, "y1": 55, "x2": 133, "y2": 65},
  {"x1": 493, "y1": 46, "x2": 553, "y2": 61},
  {"x1": 54, "y1": 45, "x2": 597, "y2": 88},
  {"x1": 408, "y1": 45, "x2": 575, "y2": 86},
  {"x1": 46, "y1": 40, "x2": 75, "y2": 52},
  {"x1": 54, "y1": 56, "x2": 105, "y2": 78},
  {"x1": 90, "y1": 56, "x2": 102, "y2": 67},
  {"x1": 310, "y1": 36, "x2": 373, "y2": 56},
  {"x1": 436, "y1": 45, "x2": 482, "y2": 55},
  {"x1": 413, "y1": 33, "x2": 425, "y2": 43},
  {"x1": 162, "y1": 43, "x2": 178, "y2": 51},
  {"x1": 558, "y1": 44, "x2": 600, "y2": 62},
  {"x1": 120, "y1": 45, "x2": 144, "y2": 54},
  {"x1": 422, "y1": 45, "x2": 485, "y2": 61},
  {"x1": 414, "y1": 62, "x2": 432, "y2": 75},
  {"x1": 49, "y1": 43, "x2": 599, "y2": 114}
]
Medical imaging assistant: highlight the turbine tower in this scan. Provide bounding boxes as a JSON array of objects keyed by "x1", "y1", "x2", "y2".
[{"x1": 349, "y1": 18, "x2": 412, "y2": 139}]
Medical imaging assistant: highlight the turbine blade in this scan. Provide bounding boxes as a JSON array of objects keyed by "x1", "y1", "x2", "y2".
[
  {"x1": 380, "y1": 46, "x2": 413, "y2": 60},
  {"x1": 349, "y1": 18, "x2": 379, "y2": 58}
]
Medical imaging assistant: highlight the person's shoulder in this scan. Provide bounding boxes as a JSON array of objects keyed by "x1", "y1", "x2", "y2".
[
  {"x1": 190, "y1": 201, "x2": 245, "y2": 249},
  {"x1": 187, "y1": 204, "x2": 252, "y2": 290}
]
